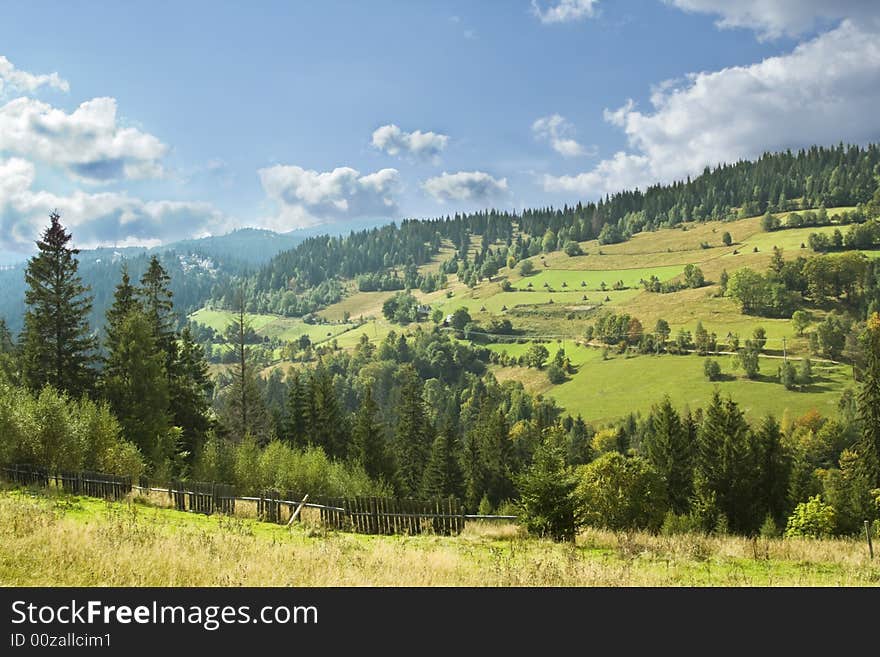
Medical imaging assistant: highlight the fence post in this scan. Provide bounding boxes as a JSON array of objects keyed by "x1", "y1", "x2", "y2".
[{"x1": 866, "y1": 520, "x2": 874, "y2": 560}]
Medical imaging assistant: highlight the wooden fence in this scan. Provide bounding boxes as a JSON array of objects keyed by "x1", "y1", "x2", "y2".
[
  {"x1": 1, "y1": 465, "x2": 514, "y2": 536},
  {"x1": 57, "y1": 470, "x2": 131, "y2": 501}
]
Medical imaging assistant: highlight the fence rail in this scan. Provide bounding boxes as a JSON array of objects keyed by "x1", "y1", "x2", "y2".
[{"x1": 1, "y1": 464, "x2": 516, "y2": 536}]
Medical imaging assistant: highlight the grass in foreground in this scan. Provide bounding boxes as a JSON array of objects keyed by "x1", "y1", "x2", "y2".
[{"x1": 1, "y1": 489, "x2": 877, "y2": 586}]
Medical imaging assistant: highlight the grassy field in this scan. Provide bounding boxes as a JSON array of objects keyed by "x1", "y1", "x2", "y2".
[
  {"x1": 189, "y1": 308, "x2": 356, "y2": 345},
  {"x1": 1, "y1": 488, "x2": 877, "y2": 586},
  {"x1": 487, "y1": 343, "x2": 852, "y2": 424},
  {"x1": 191, "y1": 210, "x2": 867, "y2": 425}
]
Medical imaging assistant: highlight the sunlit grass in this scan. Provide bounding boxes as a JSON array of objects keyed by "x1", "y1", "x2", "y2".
[{"x1": 1, "y1": 489, "x2": 876, "y2": 587}]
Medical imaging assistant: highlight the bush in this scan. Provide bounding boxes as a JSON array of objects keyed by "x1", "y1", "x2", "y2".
[
  {"x1": 518, "y1": 260, "x2": 535, "y2": 277},
  {"x1": 660, "y1": 510, "x2": 704, "y2": 536},
  {"x1": 703, "y1": 359, "x2": 722, "y2": 381},
  {"x1": 547, "y1": 363, "x2": 567, "y2": 384},
  {"x1": 563, "y1": 240, "x2": 584, "y2": 257},
  {"x1": 778, "y1": 360, "x2": 798, "y2": 390},
  {"x1": 785, "y1": 495, "x2": 836, "y2": 538},
  {"x1": 574, "y1": 452, "x2": 668, "y2": 531},
  {"x1": 0, "y1": 383, "x2": 143, "y2": 478}
]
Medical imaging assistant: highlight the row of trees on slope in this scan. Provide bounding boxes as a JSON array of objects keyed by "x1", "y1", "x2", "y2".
[{"x1": 222, "y1": 143, "x2": 880, "y2": 317}]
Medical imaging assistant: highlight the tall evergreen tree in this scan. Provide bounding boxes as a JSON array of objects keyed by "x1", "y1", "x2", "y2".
[
  {"x1": 171, "y1": 326, "x2": 213, "y2": 460},
  {"x1": 351, "y1": 385, "x2": 391, "y2": 482},
  {"x1": 392, "y1": 363, "x2": 431, "y2": 496},
  {"x1": 0, "y1": 318, "x2": 18, "y2": 384},
  {"x1": 102, "y1": 309, "x2": 170, "y2": 469},
  {"x1": 21, "y1": 212, "x2": 97, "y2": 396},
  {"x1": 309, "y1": 363, "x2": 347, "y2": 459},
  {"x1": 857, "y1": 312, "x2": 880, "y2": 486},
  {"x1": 644, "y1": 396, "x2": 693, "y2": 514},
  {"x1": 104, "y1": 265, "x2": 139, "y2": 358},
  {"x1": 422, "y1": 421, "x2": 464, "y2": 498},
  {"x1": 752, "y1": 415, "x2": 791, "y2": 525},
  {"x1": 694, "y1": 392, "x2": 758, "y2": 532},
  {"x1": 220, "y1": 295, "x2": 271, "y2": 443},
  {"x1": 138, "y1": 255, "x2": 177, "y2": 369},
  {"x1": 283, "y1": 369, "x2": 309, "y2": 447}
]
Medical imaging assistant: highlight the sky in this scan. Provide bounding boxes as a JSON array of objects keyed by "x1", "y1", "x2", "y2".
[{"x1": 0, "y1": 0, "x2": 879, "y2": 264}]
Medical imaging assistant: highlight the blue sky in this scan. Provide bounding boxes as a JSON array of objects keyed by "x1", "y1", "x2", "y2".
[{"x1": 0, "y1": 0, "x2": 879, "y2": 263}]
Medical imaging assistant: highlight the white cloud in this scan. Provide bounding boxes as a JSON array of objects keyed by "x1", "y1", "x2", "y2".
[
  {"x1": 258, "y1": 164, "x2": 400, "y2": 230},
  {"x1": 542, "y1": 19, "x2": 880, "y2": 197},
  {"x1": 532, "y1": 114, "x2": 593, "y2": 157},
  {"x1": 531, "y1": 0, "x2": 599, "y2": 24},
  {"x1": 371, "y1": 124, "x2": 449, "y2": 161},
  {"x1": 0, "y1": 55, "x2": 69, "y2": 95},
  {"x1": 0, "y1": 157, "x2": 228, "y2": 258},
  {"x1": 423, "y1": 171, "x2": 508, "y2": 202},
  {"x1": 0, "y1": 96, "x2": 167, "y2": 182},
  {"x1": 667, "y1": 0, "x2": 880, "y2": 40}
]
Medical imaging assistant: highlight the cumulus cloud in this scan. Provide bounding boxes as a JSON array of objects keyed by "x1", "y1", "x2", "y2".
[
  {"x1": 531, "y1": 0, "x2": 599, "y2": 24},
  {"x1": 258, "y1": 164, "x2": 400, "y2": 230},
  {"x1": 532, "y1": 114, "x2": 593, "y2": 157},
  {"x1": 0, "y1": 55, "x2": 69, "y2": 95},
  {"x1": 667, "y1": 0, "x2": 880, "y2": 40},
  {"x1": 0, "y1": 96, "x2": 167, "y2": 182},
  {"x1": 422, "y1": 171, "x2": 508, "y2": 202},
  {"x1": 542, "y1": 19, "x2": 880, "y2": 197},
  {"x1": 371, "y1": 124, "x2": 449, "y2": 161},
  {"x1": 0, "y1": 157, "x2": 227, "y2": 259}
]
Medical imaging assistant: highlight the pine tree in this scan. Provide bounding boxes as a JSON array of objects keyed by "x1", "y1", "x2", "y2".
[
  {"x1": 102, "y1": 309, "x2": 170, "y2": 469},
  {"x1": 21, "y1": 212, "x2": 97, "y2": 396},
  {"x1": 516, "y1": 429, "x2": 577, "y2": 541},
  {"x1": 170, "y1": 326, "x2": 213, "y2": 460},
  {"x1": 753, "y1": 415, "x2": 791, "y2": 525},
  {"x1": 0, "y1": 318, "x2": 18, "y2": 384},
  {"x1": 694, "y1": 392, "x2": 758, "y2": 532},
  {"x1": 422, "y1": 421, "x2": 464, "y2": 498},
  {"x1": 392, "y1": 363, "x2": 431, "y2": 496},
  {"x1": 352, "y1": 385, "x2": 391, "y2": 482},
  {"x1": 221, "y1": 296, "x2": 271, "y2": 443},
  {"x1": 310, "y1": 363, "x2": 347, "y2": 459},
  {"x1": 104, "y1": 265, "x2": 139, "y2": 360},
  {"x1": 283, "y1": 370, "x2": 309, "y2": 447},
  {"x1": 857, "y1": 312, "x2": 880, "y2": 486},
  {"x1": 138, "y1": 255, "x2": 177, "y2": 370},
  {"x1": 644, "y1": 396, "x2": 693, "y2": 514}
]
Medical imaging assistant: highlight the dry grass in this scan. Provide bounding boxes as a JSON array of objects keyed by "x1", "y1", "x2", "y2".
[{"x1": 1, "y1": 489, "x2": 877, "y2": 587}]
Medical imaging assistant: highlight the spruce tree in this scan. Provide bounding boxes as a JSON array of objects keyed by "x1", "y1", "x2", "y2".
[
  {"x1": 516, "y1": 430, "x2": 577, "y2": 541},
  {"x1": 21, "y1": 212, "x2": 97, "y2": 396},
  {"x1": 393, "y1": 363, "x2": 431, "y2": 496},
  {"x1": 0, "y1": 318, "x2": 18, "y2": 384},
  {"x1": 753, "y1": 415, "x2": 791, "y2": 525},
  {"x1": 102, "y1": 309, "x2": 170, "y2": 469},
  {"x1": 422, "y1": 421, "x2": 464, "y2": 499},
  {"x1": 644, "y1": 396, "x2": 693, "y2": 514},
  {"x1": 171, "y1": 326, "x2": 213, "y2": 460},
  {"x1": 138, "y1": 255, "x2": 177, "y2": 370},
  {"x1": 309, "y1": 363, "x2": 347, "y2": 459},
  {"x1": 104, "y1": 265, "x2": 139, "y2": 360},
  {"x1": 352, "y1": 385, "x2": 391, "y2": 481},
  {"x1": 857, "y1": 312, "x2": 880, "y2": 486},
  {"x1": 221, "y1": 297, "x2": 271, "y2": 443},
  {"x1": 283, "y1": 369, "x2": 309, "y2": 447}
]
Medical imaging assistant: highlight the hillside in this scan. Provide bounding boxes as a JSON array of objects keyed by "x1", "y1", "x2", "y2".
[{"x1": 189, "y1": 205, "x2": 873, "y2": 425}]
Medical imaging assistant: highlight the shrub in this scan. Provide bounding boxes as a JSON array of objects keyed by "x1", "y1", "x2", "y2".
[
  {"x1": 547, "y1": 363, "x2": 567, "y2": 384},
  {"x1": 574, "y1": 452, "x2": 668, "y2": 531},
  {"x1": 785, "y1": 495, "x2": 836, "y2": 538},
  {"x1": 703, "y1": 359, "x2": 722, "y2": 381}
]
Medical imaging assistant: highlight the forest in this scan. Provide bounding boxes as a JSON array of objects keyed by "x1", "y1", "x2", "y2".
[{"x1": 1, "y1": 198, "x2": 880, "y2": 542}]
